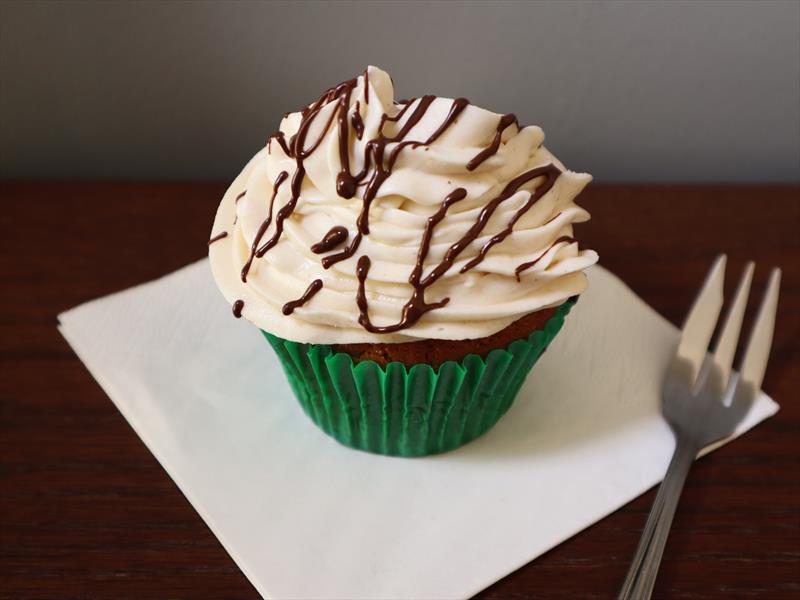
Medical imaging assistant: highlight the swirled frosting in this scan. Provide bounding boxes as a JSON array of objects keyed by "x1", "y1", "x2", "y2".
[{"x1": 209, "y1": 66, "x2": 598, "y2": 344}]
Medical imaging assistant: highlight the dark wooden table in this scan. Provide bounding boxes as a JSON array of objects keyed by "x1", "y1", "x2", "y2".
[{"x1": 1, "y1": 182, "x2": 798, "y2": 599}]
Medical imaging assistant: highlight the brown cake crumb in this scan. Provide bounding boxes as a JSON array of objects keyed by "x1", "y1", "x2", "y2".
[{"x1": 332, "y1": 306, "x2": 559, "y2": 368}]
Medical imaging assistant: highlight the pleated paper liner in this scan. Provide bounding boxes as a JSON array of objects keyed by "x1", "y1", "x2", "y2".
[{"x1": 262, "y1": 299, "x2": 575, "y2": 457}]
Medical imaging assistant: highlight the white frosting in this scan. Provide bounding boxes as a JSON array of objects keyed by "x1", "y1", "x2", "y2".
[{"x1": 209, "y1": 66, "x2": 598, "y2": 344}]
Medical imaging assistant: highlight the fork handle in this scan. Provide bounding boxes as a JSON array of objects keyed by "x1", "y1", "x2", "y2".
[{"x1": 619, "y1": 436, "x2": 698, "y2": 600}]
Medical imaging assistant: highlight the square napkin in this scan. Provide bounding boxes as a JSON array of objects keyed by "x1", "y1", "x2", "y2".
[{"x1": 58, "y1": 261, "x2": 778, "y2": 599}]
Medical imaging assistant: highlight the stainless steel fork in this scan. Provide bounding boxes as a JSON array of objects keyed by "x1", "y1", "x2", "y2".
[{"x1": 619, "y1": 255, "x2": 781, "y2": 600}]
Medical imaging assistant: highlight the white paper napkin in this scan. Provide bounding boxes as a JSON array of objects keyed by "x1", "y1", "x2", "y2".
[{"x1": 58, "y1": 261, "x2": 778, "y2": 600}]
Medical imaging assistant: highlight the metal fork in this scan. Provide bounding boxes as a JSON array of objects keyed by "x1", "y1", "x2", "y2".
[{"x1": 619, "y1": 255, "x2": 781, "y2": 600}]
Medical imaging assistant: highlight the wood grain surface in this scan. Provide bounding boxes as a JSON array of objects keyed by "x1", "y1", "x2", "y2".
[{"x1": 1, "y1": 182, "x2": 798, "y2": 599}]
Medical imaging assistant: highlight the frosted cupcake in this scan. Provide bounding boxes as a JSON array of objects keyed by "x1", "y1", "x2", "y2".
[{"x1": 209, "y1": 67, "x2": 597, "y2": 456}]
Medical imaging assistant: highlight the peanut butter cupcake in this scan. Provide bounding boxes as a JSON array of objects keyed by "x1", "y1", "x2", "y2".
[{"x1": 209, "y1": 66, "x2": 597, "y2": 456}]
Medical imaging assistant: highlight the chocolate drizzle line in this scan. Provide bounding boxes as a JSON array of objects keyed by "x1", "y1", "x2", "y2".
[
  {"x1": 268, "y1": 131, "x2": 292, "y2": 156},
  {"x1": 323, "y1": 95, "x2": 468, "y2": 269},
  {"x1": 282, "y1": 279, "x2": 323, "y2": 315},
  {"x1": 235, "y1": 191, "x2": 247, "y2": 203},
  {"x1": 241, "y1": 170, "x2": 288, "y2": 282},
  {"x1": 321, "y1": 232, "x2": 362, "y2": 269},
  {"x1": 427, "y1": 98, "x2": 469, "y2": 142},
  {"x1": 459, "y1": 163, "x2": 561, "y2": 274},
  {"x1": 319, "y1": 96, "x2": 422, "y2": 267},
  {"x1": 356, "y1": 188, "x2": 467, "y2": 333},
  {"x1": 351, "y1": 101, "x2": 364, "y2": 140},
  {"x1": 514, "y1": 236, "x2": 577, "y2": 281},
  {"x1": 311, "y1": 226, "x2": 349, "y2": 254},
  {"x1": 357, "y1": 95, "x2": 436, "y2": 230},
  {"x1": 240, "y1": 71, "x2": 566, "y2": 332},
  {"x1": 232, "y1": 299, "x2": 245, "y2": 318},
  {"x1": 334, "y1": 80, "x2": 360, "y2": 198},
  {"x1": 253, "y1": 79, "x2": 361, "y2": 269},
  {"x1": 543, "y1": 212, "x2": 562, "y2": 226},
  {"x1": 466, "y1": 114, "x2": 518, "y2": 171},
  {"x1": 208, "y1": 231, "x2": 228, "y2": 245}
]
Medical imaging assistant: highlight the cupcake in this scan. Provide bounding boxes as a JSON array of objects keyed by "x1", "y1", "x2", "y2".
[{"x1": 209, "y1": 66, "x2": 597, "y2": 456}]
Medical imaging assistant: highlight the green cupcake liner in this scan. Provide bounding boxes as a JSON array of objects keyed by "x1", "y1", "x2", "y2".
[{"x1": 262, "y1": 299, "x2": 575, "y2": 457}]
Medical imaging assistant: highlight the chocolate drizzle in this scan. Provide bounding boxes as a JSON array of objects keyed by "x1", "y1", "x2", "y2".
[
  {"x1": 334, "y1": 79, "x2": 360, "y2": 198},
  {"x1": 249, "y1": 79, "x2": 366, "y2": 278},
  {"x1": 282, "y1": 279, "x2": 323, "y2": 315},
  {"x1": 257, "y1": 83, "x2": 350, "y2": 262},
  {"x1": 514, "y1": 236, "x2": 577, "y2": 281},
  {"x1": 426, "y1": 98, "x2": 469, "y2": 143},
  {"x1": 235, "y1": 191, "x2": 247, "y2": 203},
  {"x1": 241, "y1": 170, "x2": 288, "y2": 282},
  {"x1": 321, "y1": 232, "x2": 362, "y2": 269},
  {"x1": 208, "y1": 231, "x2": 228, "y2": 245},
  {"x1": 351, "y1": 101, "x2": 364, "y2": 140},
  {"x1": 237, "y1": 70, "x2": 568, "y2": 332},
  {"x1": 466, "y1": 114, "x2": 518, "y2": 171},
  {"x1": 459, "y1": 163, "x2": 560, "y2": 273},
  {"x1": 356, "y1": 188, "x2": 466, "y2": 333},
  {"x1": 543, "y1": 212, "x2": 562, "y2": 226},
  {"x1": 311, "y1": 226, "x2": 349, "y2": 254},
  {"x1": 232, "y1": 299, "x2": 245, "y2": 318},
  {"x1": 317, "y1": 94, "x2": 428, "y2": 268},
  {"x1": 357, "y1": 95, "x2": 436, "y2": 230},
  {"x1": 268, "y1": 131, "x2": 292, "y2": 156}
]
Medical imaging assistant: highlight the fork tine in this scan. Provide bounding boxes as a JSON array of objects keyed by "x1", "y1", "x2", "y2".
[
  {"x1": 711, "y1": 261, "x2": 754, "y2": 387},
  {"x1": 739, "y1": 268, "x2": 781, "y2": 392},
  {"x1": 677, "y1": 254, "x2": 726, "y2": 383}
]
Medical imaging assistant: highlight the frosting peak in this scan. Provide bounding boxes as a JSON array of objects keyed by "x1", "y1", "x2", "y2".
[{"x1": 209, "y1": 66, "x2": 598, "y2": 343}]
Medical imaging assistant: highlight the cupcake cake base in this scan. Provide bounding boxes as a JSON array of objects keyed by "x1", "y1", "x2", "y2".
[{"x1": 263, "y1": 299, "x2": 575, "y2": 457}]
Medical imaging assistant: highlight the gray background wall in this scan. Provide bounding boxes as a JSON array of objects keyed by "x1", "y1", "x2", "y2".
[{"x1": 1, "y1": 0, "x2": 798, "y2": 182}]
